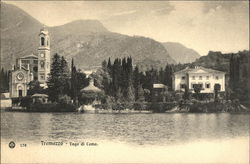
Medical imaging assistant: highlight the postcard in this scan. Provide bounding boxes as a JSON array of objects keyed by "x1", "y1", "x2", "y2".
[{"x1": 1, "y1": 1, "x2": 249, "y2": 163}]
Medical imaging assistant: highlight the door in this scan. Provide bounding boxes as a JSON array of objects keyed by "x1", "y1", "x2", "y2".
[{"x1": 18, "y1": 90, "x2": 23, "y2": 97}]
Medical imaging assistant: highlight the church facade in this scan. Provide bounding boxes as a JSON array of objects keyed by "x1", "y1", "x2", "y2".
[{"x1": 9, "y1": 27, "x2": 51, "y2": 98}]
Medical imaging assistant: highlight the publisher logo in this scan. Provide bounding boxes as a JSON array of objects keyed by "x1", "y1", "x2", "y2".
[{"x1": 9, "y1": 141, "x2": 15, "y2": 149}]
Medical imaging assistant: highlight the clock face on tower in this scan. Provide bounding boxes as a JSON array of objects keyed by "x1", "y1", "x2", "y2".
[
  {"x1": 16, "y1": 72, "x2": 24, "y2": 81},
  {"x1": 40, "y1": 53, "x2": 44, "y2": 58}
]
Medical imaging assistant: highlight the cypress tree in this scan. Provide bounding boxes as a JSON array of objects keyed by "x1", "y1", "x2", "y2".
[
  {"x1": 133, "y1": 66, "x2": 140, "y2": 101},
  {"x1": 47, "y1": 53, "x2": 62, "y2": 101},
  {"x1": 137, "y1": 84, "x2": 145, "y2": 102},
  {"x1": 71, "y1": 58, "x2": 78, "y2": 102},
  {"x1": 60, "y1": 56, "x2": 70, "y2": 95}
]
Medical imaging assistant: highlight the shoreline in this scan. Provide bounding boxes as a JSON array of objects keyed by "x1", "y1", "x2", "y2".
[{"x1": 3, "y1": 100, "x2": 250, "y2": 113}]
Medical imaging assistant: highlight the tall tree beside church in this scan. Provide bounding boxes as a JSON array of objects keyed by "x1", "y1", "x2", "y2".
[
  {"x1": 0, "y1": 68, "x2": 9, "y2": 93},
  {"x1": 47, "y1": 53, "x2": 61, "y2": 101},
  {"x1": 60, "y1": 56, "x2": 70, "y2": 95},
  {"x1": 47, "y1": 53, "x2": 70, "y2": 102}
]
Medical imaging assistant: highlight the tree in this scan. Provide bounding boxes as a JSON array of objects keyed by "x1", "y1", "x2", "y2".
[
  {"x1": 60, "y1": 56, "x2": 70, "y2": 95},
  {"x1": 137, "y1": 84, "x2": 145, "y2": 102},
  {"x1": 126, "y1": 83, "x2": 135, "y2": 102},
  {"x1": 183, "y1": 84, "x2": 190, "y2": 100},
  {"x1": 0, "y1": 68, "x2": 9, "y2": 93},
  {"x1": 47, "y1": 53, "x2": 62, "y2": 102},
  {"x1": 214, "y1": 84, "x2": 221, "y2": 102},
  {"x1": 115, "y1": 87, "x2": 123, "y2": 103},
  {"x1": 133, "y1": 66, "x2": 140, "y2": 100},
  {"x1": 70, "y1": 59, "x2": 78, "y2": 104},
  {"x1": 107, "y1": 57, "x2": 112, "y2": 74},
  {"x1": 27, "y1": 80, "x2": 45, "y2": 96},
  {"x1": 47, "y1": 54, "x2": 70, "y2": 102},
  {"x1": 193, "y1": 84, "x2": 202, "y2": 100}
]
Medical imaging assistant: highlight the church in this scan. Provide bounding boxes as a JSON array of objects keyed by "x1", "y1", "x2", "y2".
[{"x1": 9, "y1": 27, "x2": 51, "y2": 98}]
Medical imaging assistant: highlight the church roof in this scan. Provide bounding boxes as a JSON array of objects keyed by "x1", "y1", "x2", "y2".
[
  {"x1": 20, "y1": 54, "x2": 38, "y2": 59},
  {"x1": 174, "y1": 66, "x2": 225, "y2": 75}
]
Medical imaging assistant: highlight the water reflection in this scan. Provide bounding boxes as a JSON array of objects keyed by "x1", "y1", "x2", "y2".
[{"x1": 1, "y1": 112, "x2": 249, "y2": 145}]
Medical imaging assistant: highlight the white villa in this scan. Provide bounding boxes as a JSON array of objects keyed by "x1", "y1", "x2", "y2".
[{"x1": 172, "y1": 66, "x2": 226, "y2": 93}]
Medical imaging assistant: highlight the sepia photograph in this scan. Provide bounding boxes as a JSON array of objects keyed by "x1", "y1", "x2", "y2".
[{"x1": 0, "y1": 0, "x2": 249, "y2": 163}]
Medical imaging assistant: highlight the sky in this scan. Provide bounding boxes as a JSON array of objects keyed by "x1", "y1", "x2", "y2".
[{"x1": 5, "y1": 1, "x2": 249, "y2": 56}]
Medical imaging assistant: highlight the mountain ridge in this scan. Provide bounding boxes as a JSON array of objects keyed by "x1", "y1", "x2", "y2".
[
  {"x1": 1, "y1": 2, "x2": 194, "y2": 70},
  {"x1": 162, "y1": 42, "x2": 200, "y2": 64}
]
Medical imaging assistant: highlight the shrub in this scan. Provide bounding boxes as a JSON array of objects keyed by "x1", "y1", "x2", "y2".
[
  {"x1": 20, "y1": 96, "x2": 32, "y2": 108},
  {"x1": 151, "y1": 102, "x2": 176, "y2": 113},
  {"x1": 58, "y1": 94, "x2": 72, "y2": 104},
  {"x1": 28, "y1": 102, "x2": 76, "y2": 112},
  {"x1": 134, "y1": 102, "x2": 148, "y2": 111}
]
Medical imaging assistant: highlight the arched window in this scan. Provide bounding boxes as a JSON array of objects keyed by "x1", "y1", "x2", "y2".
[{"x1": 41, "y1": 37, "x2": 45, "y2": 46}]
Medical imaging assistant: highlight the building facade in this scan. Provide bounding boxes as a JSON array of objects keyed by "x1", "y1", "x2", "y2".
[
  {"x1": 152, "y1": 83, "x2": 168, "y2": 102},
  {"x1": 172, "y1": 66, "x2": 226, "y2": 93},
  {"x1": 9, "y1": 27, "x2": 51, "y2": 98}
]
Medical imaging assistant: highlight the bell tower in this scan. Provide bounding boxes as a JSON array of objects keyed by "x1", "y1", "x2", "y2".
[{"x1": 38, "y1": 26, "x2": 50, "y2": 86}]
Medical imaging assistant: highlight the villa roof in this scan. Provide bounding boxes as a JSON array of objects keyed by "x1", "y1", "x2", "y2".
[
  {"x1": 153, "y1": 83, "x2": 167, "y2": 89},
  {"x1": 174, "y1": 66, "x2": 225, "y2": 75}
]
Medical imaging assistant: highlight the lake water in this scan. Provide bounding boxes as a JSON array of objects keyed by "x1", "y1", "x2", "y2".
[{"x1": 1, "y1": 111, "x2": 250, "y2": 163}]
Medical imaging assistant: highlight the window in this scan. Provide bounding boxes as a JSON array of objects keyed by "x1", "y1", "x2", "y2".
[
  {"x1": 180, "y1": 84, "x2": 186, "y2": 89},
  {"x1": 33, "y1": 60, "x2": 38, "y2": 64},
  {"x1": 33, "y1": 66, "x2": 38, "y2": 72},
  {"x1": 40, "y1": 61, "x2": 45, "y2": 68},
  {"x1": 192, "y1": 83, "x2": 203, "y2": 90},
  {"x1": 198, "y1": 83, "x2": 203, "y2": 89},
  {"x1": 216, "y1": 76, "x2": 219, "y2": 80},
  {"x1": 192, "y1": 76, "x2": 195, "y2": 80},
  {"x1": 22, "y1": 60, "x2": 30, "y2": 64},
  {"x1": 182, "y1": 76, "x2": 186, "y2": 80},
  {"x1": 40, "y1": 74, "x2": 45, "y2": 80},
  {"x1": 41, "y1": 37, "x2": 45, "y2": 46},
  {"x1": 199, "y1": 76, "x2": 202, "y2": 80},
  {"x1": 206, "y1": 83, "x2": 210, "y2": 88},
  {"x1": 206, "y1": 76, "x2": 209, "y2": 80}
]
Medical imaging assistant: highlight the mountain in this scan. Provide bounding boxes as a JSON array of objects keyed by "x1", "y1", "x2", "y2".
[
  {"x1": 1, "y1": 2, "x2": 43, "y2": 68},
  {"x1": 193, "y1": 50, "x2": 250, "y2": 74},
  {"x1": 1, "y1": 2, "x2": 176, "y2": 70},
  {"x1": 162, "y1": 42, "x2": 200, "y2": 64}
]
